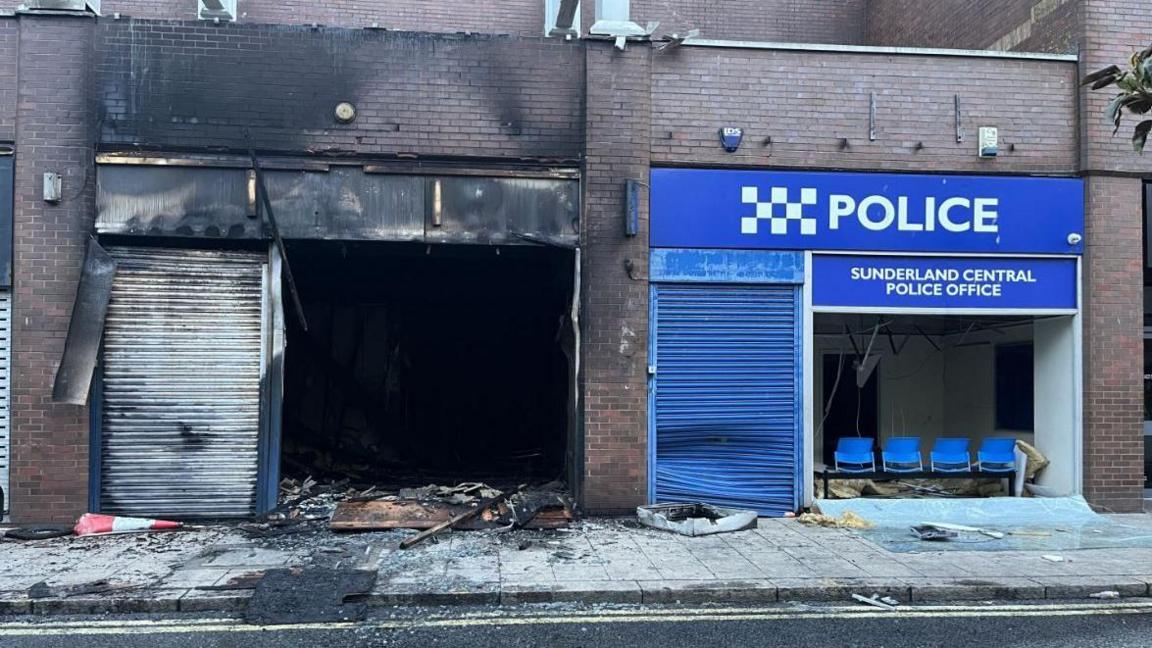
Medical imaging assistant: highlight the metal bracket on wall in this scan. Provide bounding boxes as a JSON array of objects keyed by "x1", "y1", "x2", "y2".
[
  {"x1": 624, "y1": 179, "x2": 641, "y2": 237},
  {"x1": 955, "y1": 95, "x2": 964, "y2": 143},
  {"x1": 868, "y1": 92, "x2": 877, "y2": 142}
]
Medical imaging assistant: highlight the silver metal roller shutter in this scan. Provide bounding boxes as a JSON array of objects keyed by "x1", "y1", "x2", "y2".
[
  {"x1": 100, "y1": 247, "x2": 268, "y2": 518},
  {"x1": 0, "y1": 290, "x2": 11, "y2": 516}
]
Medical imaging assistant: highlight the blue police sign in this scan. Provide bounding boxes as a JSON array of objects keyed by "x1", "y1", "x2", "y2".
[
  {"x1": 650, "y1": 169, "x2": 1084, "y2": 255},
  {"x1": 812, "y1": 255, "x2": 1078, "y2": 311}
]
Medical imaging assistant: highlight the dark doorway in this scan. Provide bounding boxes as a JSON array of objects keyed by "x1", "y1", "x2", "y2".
[
  {"x1": 280, "y1": 240, "x2": 574, "y2": 489},
  {"x1": 821, "y1": 353, "x2": 879, "y2": 467}
]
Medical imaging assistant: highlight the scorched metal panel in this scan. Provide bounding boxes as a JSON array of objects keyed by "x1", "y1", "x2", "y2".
[
  {"x1": 651, "y1": 284, "x2": 801, "y2": 516},
  {"x1": 99, "y1": 247, "x2": 268, "y2": 518}
]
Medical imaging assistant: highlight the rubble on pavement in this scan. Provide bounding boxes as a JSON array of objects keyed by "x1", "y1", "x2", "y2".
[
  {"x1": 636, "y1": 503, "x2": 757, "y2": 536},
  {"x1": 330, "y1": 480, "x2": 573, "y2": 533},
  {"x1": 797, "y1": 510, "x2": 874, "y2": 530}
]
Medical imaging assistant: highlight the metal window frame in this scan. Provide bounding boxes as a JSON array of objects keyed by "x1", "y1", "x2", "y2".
[{"x1": 800, "y1": 251, "x2": 1084, "y2": 505}]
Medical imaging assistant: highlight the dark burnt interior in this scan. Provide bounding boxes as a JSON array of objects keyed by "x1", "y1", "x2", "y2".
[{"x1": 281, "y1": 240, "x2": 574, "y2": 489}]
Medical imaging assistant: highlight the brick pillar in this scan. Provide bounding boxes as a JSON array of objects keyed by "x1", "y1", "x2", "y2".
[
  {"x1": 10, "y1": 14, "x2": 95, "y2": 523},
  {"x1": 581, "y1": 42, "x2": 651, "y2": 514},
  {"x1": 1077, "y1": 0, "x2": 1152, "y2": 512},
  {"x1": 1081, "y1": 175, "x2": 1144, "y2": 512}
]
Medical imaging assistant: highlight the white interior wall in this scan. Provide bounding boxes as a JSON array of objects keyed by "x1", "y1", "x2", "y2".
[
  {"x1": 813, "y1": 333, "x2": 944, "y2": 464},
  {"x1": 1033, "y1": 316, "x2": 1078, "y2": 495},
  {"x1": 813, "y1": 319, "x2": 1039, "y2": 466},
  {"x1": 943, "y1": 324, "x2": 1036, "y2": 447}
]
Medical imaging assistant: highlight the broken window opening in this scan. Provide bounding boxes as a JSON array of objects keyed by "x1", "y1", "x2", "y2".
[
  {"x1": 815, "y1": 312, "x2": 1078, "y2": 500},
  {"x1": 280, "y1": 240, "x2": 575, "y2": 494}
]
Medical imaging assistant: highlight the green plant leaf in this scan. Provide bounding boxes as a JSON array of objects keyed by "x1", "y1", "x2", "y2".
[
  {"x1": 1107, "y1": 93, "x2": 1130, "y2": 133},
  {"x1": 1117, "y1": 71, "x2": 1140, "y2": 92},
  {"x1": 1130, "y1": 97, "x2": 1152, "y2": 114},
  {"x1": 1082, "y1": 64, "x2": 1121, "y2": 86},
  {"x1": 1140, "y1": 57, "x2": 1152, "y2": 85},
  {"x1": 1091, "y1": 75, "x2": 1120, "y2": 89},
  {"x1": 1133, "y1": 119, "x2": 1152, "y2": 152}
]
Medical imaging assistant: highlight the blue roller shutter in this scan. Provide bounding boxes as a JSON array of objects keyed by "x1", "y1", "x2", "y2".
[{"x1": 651, "y1": 284, "x2": 800, "y2": 515}]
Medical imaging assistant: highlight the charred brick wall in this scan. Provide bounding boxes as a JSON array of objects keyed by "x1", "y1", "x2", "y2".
[
  {"x1": 96, "y1": 22, "x2": 584, "y2": 161},
  {"x1": 866, "y1": 0, "x2": 1077, "y2": 53},
  {"x1": 9, "y1": 15, "x2": 95, "y2": 523},
  {"x1": 651, "y1": 47, "x2": 1079, "y2": 174},
  {"x1": 581, "y1": 43, "x2": 650, "y2": 514}
]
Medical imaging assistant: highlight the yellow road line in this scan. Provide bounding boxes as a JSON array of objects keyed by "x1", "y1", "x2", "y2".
[{"x1": 1, "y1": 601, "x2": 1151, "y2": 637}]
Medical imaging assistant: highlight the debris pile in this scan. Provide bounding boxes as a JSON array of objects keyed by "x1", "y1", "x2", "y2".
[
  {"x1": 636, "y1": 503, "x2": 758, "y2": 537},
  {"x1": 328, "y1": 480, "x2": 574, "y2": 541},
  {"x1": 797, "y1": 511, "x2": 874, "y2": 530}
]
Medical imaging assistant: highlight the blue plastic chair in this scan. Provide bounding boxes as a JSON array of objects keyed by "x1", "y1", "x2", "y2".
[
  {"x1": 881, "y1": 437, "x2": 923, "y2": 473},
  {"x1": 833, "y1": 437, "x2": 876, "y2": 473},
  {"x1": 977, "y1": 437, "x2": 1017, "y2": 473},
  {"x1": 930, "y1": 437, "x2": 972, "y2": 472}
]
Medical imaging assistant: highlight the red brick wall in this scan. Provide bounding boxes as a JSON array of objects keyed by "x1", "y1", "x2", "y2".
[
  {"x1": 628, "y1": 0, "x2": 867, "y2": 43},
  {"x1": 99, "y1": 0, "x2": 544, "y2": 35},
  {"x1": 96, "y1": 22, "x2": 585, "y2": 160},
  {"x1": 1082, "y1": 176, "x2": 1144, "y2": 512},
  {"x1": 1081, "y1": 0, "x2": 1152, "y2": 175},
  {"x1": 10, "y1": 15, "x2": 95, "y2": 523},
  {"x1": 867, "y1": 0, "x2": 1076, "y2": 53},
  {"x1": 581, "y1": 43, "x2": 650, "y2": 514},
  {"x1": 1014, "y1": 0, "x2": 1079, "y2": 53},
  {"x1": 1077, "y1": 0, "x2": 1152, "y2": 511},
  {"x1": 85, "y1": 0, "x2": 869, "y2": 42},
  {"x1": 651, "y1": 47, "x2": 1079, "y2": 174}
]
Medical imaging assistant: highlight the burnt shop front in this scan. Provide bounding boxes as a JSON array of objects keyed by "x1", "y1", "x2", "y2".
[{"x1": 647, "y1": 169, "x2": 1085, "y2": 516}]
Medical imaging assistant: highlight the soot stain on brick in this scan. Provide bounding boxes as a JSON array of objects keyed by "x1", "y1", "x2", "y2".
[
  {"x1": 97, "y1": 23, "x2": 584, "y2": 158},
  {"x1": 99, "y1": 23, "x2": 372, "y2": 151}
]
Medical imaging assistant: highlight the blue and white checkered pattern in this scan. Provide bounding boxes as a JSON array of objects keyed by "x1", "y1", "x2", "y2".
[{"x1": 741, "y1": 186, "x2": 818, "y2": 236}]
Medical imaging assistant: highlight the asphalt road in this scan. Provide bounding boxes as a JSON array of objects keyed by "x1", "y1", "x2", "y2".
[{"x1": 4, "y1": 600, "x2": 1152, "y2": 648}]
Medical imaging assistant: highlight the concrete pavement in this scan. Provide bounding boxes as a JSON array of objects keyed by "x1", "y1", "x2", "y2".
[{"x1": 4, "y1": 516, "x2": 1152, "y2": 614}]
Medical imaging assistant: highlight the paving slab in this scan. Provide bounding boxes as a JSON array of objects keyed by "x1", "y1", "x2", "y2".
[{"x1": 5, "y1": 516, "x2": 1152, "y2": 615}]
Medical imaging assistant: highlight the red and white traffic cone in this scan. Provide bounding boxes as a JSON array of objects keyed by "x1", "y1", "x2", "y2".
[{"x1": 74, "y1": 513, "x2": 183, "y2": 536}]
